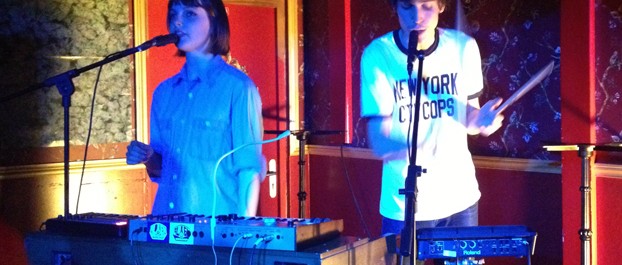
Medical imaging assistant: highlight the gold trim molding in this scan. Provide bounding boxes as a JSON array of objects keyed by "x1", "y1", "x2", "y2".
[
  {"x1": 134, "y1": 0, "x2": 149, "y2": 142},
  {"x1": 0, "y1": 160, "x2": 144, "y2": 180},
  {"x1": 3, "y1": 146, "x2": 621, "y2": 179},
  {"x1": 305, "y1": 145, "x2": 622, "y2": 178}
]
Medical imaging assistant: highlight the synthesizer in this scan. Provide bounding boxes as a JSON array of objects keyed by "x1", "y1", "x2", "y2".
[
  {"x1": 44, "y1": 213, "x2": 138, "y2": 238},
  {"x1": 417, "y1": 225, "x2": 537, "y2": 260},
  {"x1": 128, "y1": 213, "x2": 343, "y2": 251}
]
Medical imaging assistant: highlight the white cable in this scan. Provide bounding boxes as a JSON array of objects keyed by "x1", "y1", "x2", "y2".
[
  {"x1": 248, "y1": 234, "x2": 276, "y2": 265},
  {"x1": 253, "y1": 234, "x2": 275, "y2": 247},
  {"x1": 210, "y1": 130, "x2": 291, "y2": 264},
  {"x1": 211, "y1": 217, "x2": 218, "y2": 265},
  {"x1": 253, "y1": 237, "x2": 265, "y2": 246},
  {"x1": 211, "y1": 242, "x2": 218, "y2": 265},
  {"x1": 229, "y1": 233, "x2": 253, "y2": 265}
]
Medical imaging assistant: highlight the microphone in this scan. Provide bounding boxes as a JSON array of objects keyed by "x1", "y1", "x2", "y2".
[
  {"x1": 137, "y1": 33, "x2": 180, "y2": 51},
  {"x1": 407, "y1": 30, "x2": 418, "y2": 76}
]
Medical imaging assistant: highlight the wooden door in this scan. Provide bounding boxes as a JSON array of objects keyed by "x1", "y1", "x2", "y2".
[{"x1": 226, "y1": 1, "x2": 294, "y2": 217}]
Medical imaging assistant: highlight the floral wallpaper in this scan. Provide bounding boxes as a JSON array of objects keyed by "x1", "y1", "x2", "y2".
[
  {"x1": 595, "y1": 2, "x2": 622, "y2": 144},
  {"x1": 459, "y1": 0, "x2": 561, "y2": 159},
  {"x1": 0, "y1": 1, "x2": 133, "y2": 153},
  {"x1": 302, "y1": 0, "x2": 339, "y2": 133}
]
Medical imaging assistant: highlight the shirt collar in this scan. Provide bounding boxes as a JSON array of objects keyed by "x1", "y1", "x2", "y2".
[{"x1": 172, "y1": 55, "x2": 226, "y2": 85}]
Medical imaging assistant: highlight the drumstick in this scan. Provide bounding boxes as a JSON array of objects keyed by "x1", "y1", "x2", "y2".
[{"x1": 495, "y1": 60, "x2": 555, "y2": 114}]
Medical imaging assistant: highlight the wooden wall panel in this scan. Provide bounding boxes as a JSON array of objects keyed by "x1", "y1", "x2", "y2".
[{"x1": 1, "y1": 166, "x2": 150, "y2": 234}]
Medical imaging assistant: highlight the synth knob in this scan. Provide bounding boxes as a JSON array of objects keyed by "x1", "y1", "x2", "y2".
[
  {"x1": 469, "y1": 240, "x2": 477, "y2": 248},
  {"x1": 459, "y1": 241, "x2": 468, "y2": 249}
]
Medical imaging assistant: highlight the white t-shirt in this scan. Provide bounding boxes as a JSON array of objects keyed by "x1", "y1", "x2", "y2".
[{"x1": 361, "y1": 28, "x2": 483, "y2": 221}]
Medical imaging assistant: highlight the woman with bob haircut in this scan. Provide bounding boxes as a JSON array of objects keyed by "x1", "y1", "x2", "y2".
[{"x1": 126, "y1": 0, "x2": 266, "y2": 217}]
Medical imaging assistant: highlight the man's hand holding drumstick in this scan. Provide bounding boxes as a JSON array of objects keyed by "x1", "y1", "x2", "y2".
[{"x1": 468, "y1": 61, "x2": 555, "y2": 136}]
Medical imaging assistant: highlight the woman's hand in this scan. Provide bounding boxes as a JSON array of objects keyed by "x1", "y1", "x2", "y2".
[{"x1": 126, "y1": 140, "x2": 154, "y2": 165}]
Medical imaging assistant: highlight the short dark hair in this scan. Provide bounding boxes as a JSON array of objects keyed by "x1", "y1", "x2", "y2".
[
  {"x1": 389, "y1": 0, "x2": 448, "y2": 8},
  {"x1": 167, "y1": 0, "x2": 230, "y2": 55}
]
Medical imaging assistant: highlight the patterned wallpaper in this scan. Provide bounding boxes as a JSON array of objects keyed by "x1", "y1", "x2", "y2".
[
  {"x1": 595, "y1": 2, "x2": 622, "y2": 144},
  {"x1": 302, "y1": 0, "x2": 339, "y2": 134},
  {"x1": 0, "y1": 1, "x2": 133, "y2": 153},
  {"x1": 304, "y1": 0, "x2": 622, "y2": 160},
  {"x1": 458, "y1": 0, "x2": 561, "y2": 159}
]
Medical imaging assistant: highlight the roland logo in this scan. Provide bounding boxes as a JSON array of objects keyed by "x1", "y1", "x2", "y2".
[{"x1": 463, "y1": 250, "x2": 481, "y2": 256}]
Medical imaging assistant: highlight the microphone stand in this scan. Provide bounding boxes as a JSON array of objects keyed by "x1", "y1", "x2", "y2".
[
  {"x1": 0, "y1": 41, "x2": 165, "y2": 218},
  {"x1": 295, "y1": 130, "x2": 310, "y2": 218},
  {"x1": 399, "y1": 49, "x2": 426, "y2": 265},
  {"x1": 264, "y1": 129, "x2": 342, "y2": 218}
]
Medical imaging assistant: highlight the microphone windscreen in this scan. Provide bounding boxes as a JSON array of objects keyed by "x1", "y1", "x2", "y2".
[
  {"x1": 153, "y1": 33, "x2": 180, "y2": 47},
  {"x1": 408, "y1": 30, "x2": 418, "y2": 55}
]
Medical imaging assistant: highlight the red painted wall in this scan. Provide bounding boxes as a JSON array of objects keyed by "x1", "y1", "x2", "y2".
[
  {"x1": 309, "y1": 155, "x2": 383, "y2": 237},
  {"x1": 560, "y1": 0, "x2": 596, "y2": 263},
  {"x1": 477, "y1": 168, "x2": 562, "y2": 264},
  {"x1": 596, "y1": 177, "x2": 622, "y2": 265}
]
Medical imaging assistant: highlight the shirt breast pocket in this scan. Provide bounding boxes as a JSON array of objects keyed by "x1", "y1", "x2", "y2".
[{"x1": 188, "y1": 118, "x2": 231, "y2": 160}]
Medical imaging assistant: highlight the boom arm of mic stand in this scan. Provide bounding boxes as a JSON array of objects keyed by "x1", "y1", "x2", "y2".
[
  {"x1": 45, "y1": 45, "x2": 143, "y2": 89},
  {"x1": 0, "y1": 45, "x2": 143, "y2": 104}
]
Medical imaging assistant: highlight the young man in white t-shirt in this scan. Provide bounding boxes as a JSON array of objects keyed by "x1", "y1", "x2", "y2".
[{"x1": 360, "y1": 0, "x2": 504, "y2": 263}]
